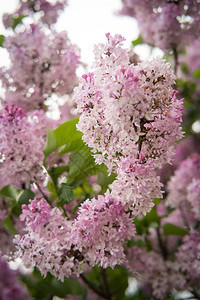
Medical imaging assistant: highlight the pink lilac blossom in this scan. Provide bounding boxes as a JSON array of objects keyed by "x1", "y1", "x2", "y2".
[
  {"x1": 120, "y1": 0, "x2": 200, "y2": 52},
  {"x1": 73, "y1": 191, "x2": 136, "y2": 268},
  {"x1": 0, "y1": 104, "x2": 56, "y2": 189},
  {"x1": 110, "y1": 157, "x2": 163, "y2": 216},
  {"x1": 0, "y1": 256, "x2": 30, "y2": 300},
  {"x1": 187, "y1": 178, "x2": 200, "y2": 220},
  {"x1": 176, "y1": 230, "x2": 200, "y2": 291},
  {"x1": 75, "y1": 33, "x2": 184, "y2": 173},
  {"x1": 0, "y1": 25, "x2": 80, "y2": 112},
  {"x1": 15, "y1": 196, "x2": 136, "y2": 279},
  {"x1": 14, "y1": 198, "x2": 84, "y2": 281},
  {"x1": 125, "y1": 246, "x2": 186, "y2": 299},
  {"x1": 159, "y1": 135, "x2": 200, "y2": 186},
  {"x1": 166, "y1": 153, "x2": 200, "y2": 213},
  {"x1": 3, "y1": 0, "x2": 66, "y2": 28}
]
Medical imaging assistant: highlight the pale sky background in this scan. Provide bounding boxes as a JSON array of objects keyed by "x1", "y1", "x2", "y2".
[{"x1": 0, "y1": 0, "x2": 163, "y2": 71}]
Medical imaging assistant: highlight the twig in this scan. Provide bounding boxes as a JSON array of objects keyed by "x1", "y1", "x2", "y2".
[
  {"x1": 35, "y1": 183, "x2": 49, "y2": 203},
  {"x1": 173, "y1": 46, "x2": 178, "y2": 76},
  {"x1": 100, "y1": 268, "x2": 112, "y2": 300},
  {"x1": 80, "y1": 273, "x2": 106, "y2": 299},
  {"x1": 156, "y1": 227, "x2": 168, "y2": 260}
]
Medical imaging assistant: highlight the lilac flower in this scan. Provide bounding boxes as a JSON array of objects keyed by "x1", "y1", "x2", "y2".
[
  {"x1": 0, "y1": 256, "x2": 30, "y2": 300},
  {"x1": 0, "y1": 25, "x2": 80, "y2": 111},
  {"x1": 176, "y1": 230, "x2": 200, "y2": 290},
  {"x1": 166, "y1": 153, "x2": 200, "y2": 214},
  {"x1": 110, "y1": 158, "x2": 163, "y2": 216},
  {"x1": 73, "y1": 191, "x2": 136, "y2": 268},
  {"x1": 15, "y1": 194, "x2": 136, "y2": 279},
  {"x1": 120, "y1": 0, "x2": 200, "y2": 52},
  {"x1": 0, "y1": 104, "x2": 55, "y2": 189},
  {"x1": 75, "y1": 34, "x2": 184, "y2": 173},
  {"x1": 3, "y1": 0, "x2": 66, "y2": 28}
]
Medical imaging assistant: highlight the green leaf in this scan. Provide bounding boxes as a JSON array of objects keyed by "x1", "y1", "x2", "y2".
[
  {"x1": 67, "y1": 150, "x2": 106, "y2": 182},
  {"x1": 22, "y1": 269, "x2": 84, "y2": 299},
  {"x1": 43, "y1": 118, "x2": 85, "y2": 159},
  {"x1": 193, "y1": 68, "x2": 200, "y2": 79},
  {"x1": 106, "y1": 266, "x2": 129, "y2": 300},
  {"x1": 181, "y1": 63, "x2": 189, "y2": 74},
  {"x1": 97, "y1": 171, "x2": 116, "y2": 194},
  {"x1": 11, "y1": 15, "x2": 27, "y2": 29},
  {"x1": 144, "y1": 207, "x2": 161, "y2": 225},
  {"x1": 153, "y1": 198, "x2": 161, "y2": 205},
  {"x1": 132, "y1": 35, "x2": 143, "y2": 46},
  {"x1": 2, "y1": 216, "x2": 18, "y2": 235},
  {"x1": 0, "y1": 185, "x2": 23, "y2": 202},
  {"x1": 49, "y1": 277, "x2": 83, "y2": 296},
  {"x1": 59, "y1": 183, "x2": 74, "y2": 204},
  {"x1": 50, "y1": 165, "x2": 69, "y2": 182},
  {"x1": 18, "y1": 189, "x2": 35, "y2": 205},
  {"x1": 163, "y1": 223, "x2": 188, "y2": 236},
  {"x1": 0, "y1": 35, "x2": 5, "y2": 47}
]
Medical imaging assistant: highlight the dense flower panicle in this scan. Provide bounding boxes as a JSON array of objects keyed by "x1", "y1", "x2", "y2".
[
  {"x1": 3, "y1": 0, "x2": 66, "y2": 28},
  {"x1": 0, "y1": 104, "x2": 56, "y2": 189},
  {"x1": 0, "y1": 256, "x2": 30, "y2": 300},
  {"x1": 111, "y1": 158, "x2": 163, "y2": 216},
  {"x1": 158, "y1": 136, "x2": 200, "y2": 186},
  {"x1": 75, "y1": 34, "x2": 184, "y2": 173},
  {"x1": 125, "y1": 246, "x2": 186, "y2": 299},
  {"x1": 166, "y1": 153, "x2": 200, "y2": 211},
  {"x1": 187, "y1": 179, "x2": 200, "y2": 219},
  {"x1": 176, "y1": 230, "x2": 200, "y2": 289},
  {"x1": 15, "y1": 196, "x2": 136, "y2": 280},
  {"x1": 120, "y1": 0, "x2": 200, "y2": 51},
  {"x1": 0, "y1": 25, "x2": 80, "y2": 111},
  {"x1": 14, "y1": 198, "x2": 85, "y2": 280},
  {"x1": 73, "y1": 191, "x2": 136, "y2": 268}
]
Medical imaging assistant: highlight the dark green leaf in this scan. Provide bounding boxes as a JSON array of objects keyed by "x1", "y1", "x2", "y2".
[
  {"x1": 97, "y1": 171, "x2": 116, "y2": 194},
  {"x1": 163, "y1": 223, "x2": 188, "y2": 236},
  {"x1": 193, "y1": 68, "x2": 200, "y2": 79},
  {"x1": 68, "y1": 150, "x2": 103, "y2": 182},
  {"x1": 144, "y1": 207, "x2": 161, "y2": 225},
  {"x1": 11, "y1": 15, "x2": 27, "y2": 29},
  {"x1": 2, "y1": 216, "x2": 18, "y2": 234},
  {"x1": 51, "y1": 165, "x2": 69, "y2": 182},
  {"x1": 59, "y1": 183, "x2": 74, "y2": 204},
  {"x1": 0, "y1": 35, "x2": 5, "y2": 47},
  {"x1": 22, "y1": 268, "x2": 84, "y2": 299},
  {"x1": 43, "y1": 118, "x2": 84, "y2": 158},
  {"x1": 106, "y1": 266, "x2": 129, "y2": 300},
  {"x1": 132, "y1": 35, "x2": 143, "y2": 46},
  {"x1": 0, "y1": 185, "x2": 23, "y2": 202},
  {"x1": 153, "y1": 198, "x2": 161, "y2": 205},
  {"x1": 49, "y1": 277, "x2": 83, "y2": 296},
  {"x1": 18, "y1": 189, "x2": 35, "y2": 206},
  {"x1": 181, "y1": 63, "x2": 189, "y2": 74}
]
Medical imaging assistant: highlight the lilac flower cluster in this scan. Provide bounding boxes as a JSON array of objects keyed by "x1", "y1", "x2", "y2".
[
  {"x1": 126, "y1": 245, "x2": 186, "y2": 299},
  {"x1": 14, "y1": 195, "x2": 136, "y2": 279},
  {"x1": 166, "y1": 153, "x2": 200, "y2": 219},
  {"x1": 0, "y1": 256, "x2": 29, "y2": 300},
  {"x1": 74, "y1": 33, "x2": 184, "y2": 216},
  {"x1": 0, "y1": 104, "x2": 56, "y2": 189},
  {"x1": 125, "y1": 208, "x2": 200, "y2": 298},
  {"x1": 0, "y1": 25, "x2": 80, "y2": 111},
  {"x1": 3, "y1": 0, "x2": 66, "y2": 28},
  {"x1": 120, "y1": 0, "x2": 200, "y2": 52}
]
